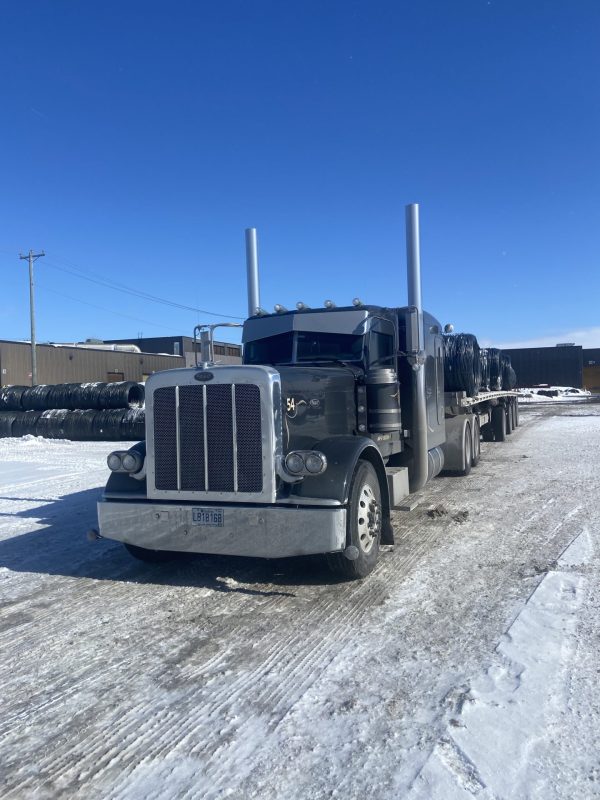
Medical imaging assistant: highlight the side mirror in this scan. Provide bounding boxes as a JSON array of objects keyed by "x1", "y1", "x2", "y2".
[{"x1": 405, "y1": 306, "x2": 421, "y2": 354}]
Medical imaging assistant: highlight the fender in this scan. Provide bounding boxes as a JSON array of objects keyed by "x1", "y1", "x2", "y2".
[
  {"x1": 288, "y1": 435, "x2": 394, "y2": 545},
  {"x1": 104, "y1": 441, "x2": 147, "y2": 498}
]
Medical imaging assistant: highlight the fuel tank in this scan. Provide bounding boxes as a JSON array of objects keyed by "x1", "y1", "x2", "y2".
[{"x1": 278, "y1": 366, "x2": 358, "y2": 451}]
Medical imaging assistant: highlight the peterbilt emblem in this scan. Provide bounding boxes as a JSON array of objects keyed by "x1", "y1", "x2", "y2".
[{"x1": 194, "y1": 371, "x2": 214, "y2": 382}]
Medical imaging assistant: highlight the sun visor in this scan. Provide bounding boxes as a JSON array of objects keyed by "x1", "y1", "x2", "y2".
[{"x1": 242, "y1": 309, "x2": 369, "y2": 342}]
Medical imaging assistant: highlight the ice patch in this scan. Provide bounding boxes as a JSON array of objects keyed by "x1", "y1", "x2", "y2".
[{"x1": 408, "y1": 529, "x2": 590, "y2": 799}]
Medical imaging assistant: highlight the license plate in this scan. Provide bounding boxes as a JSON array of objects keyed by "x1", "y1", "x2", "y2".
[{"x1": 192, "y1": 507, "x2": 224, "y2": 527}]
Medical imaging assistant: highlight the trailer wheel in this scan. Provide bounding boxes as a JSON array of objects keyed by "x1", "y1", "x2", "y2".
[
  {"x1": 327, "y1": 460, "x2": 382, "y2": 580},
  {"x1": 124, "y1": 543, "x2": 175, "y2": 563},
  {"x1": 492, "y1": 405, "x2": 506, "y2": 441},
  {"x1": 459, "y1": 423, "x2": 472, "y2": 476},
  {"x1": 481, "y1": 422, "x2": 494, "y2": 442},
  {"x1": 471, "y1": 418, "x2": 481, "y2": 467},
  {"x1": 505, "y1": 403, "x2": 514, "y2": 435}
]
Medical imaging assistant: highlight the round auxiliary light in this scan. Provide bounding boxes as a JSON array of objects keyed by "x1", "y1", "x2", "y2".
[
  {"x1": 107, "y1": 452, "x2": 122, "y2": 471},
  {"x1": 296, "y1": 302, "x2": 310, "y2": 311},
  {"x1": 324, "y1": 300, "x2": 336, "y2": 309},
  {"x1": 285, "y1": 452, "x2": 305, "y2": 474},
  {"x1": 352, "y1": 297, "x2": 363, "y2": 307},
  {"x1": 304, "y1": 453, "x2": 325, "y2": 474},
  {"x1": 274, "y1": 304, "x2": 288, "y2": 313},
  {"x1": 122, "y1": 452, "x2": 141, "y2": 473}
]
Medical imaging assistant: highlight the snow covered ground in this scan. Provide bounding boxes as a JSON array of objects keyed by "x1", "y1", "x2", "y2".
[
  {"x1": 1, "y1": 404, "x2": 599, "y2": 799},
  {"x1": 518, "y1": 386, "x2": 594, "y2": 404}
]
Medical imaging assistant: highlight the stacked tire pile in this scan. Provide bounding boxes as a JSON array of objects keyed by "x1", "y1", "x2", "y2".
[
  {"x1": 443, "y1": 334, "x2": 517, "y2": 396},
  {"x1": 0, "y1": 382, "x2": 145, "y2": 441}
]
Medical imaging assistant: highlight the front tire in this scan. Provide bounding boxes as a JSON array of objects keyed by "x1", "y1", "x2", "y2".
[{"x1": 327, "y1": 460, "x2": 382, "y2": 580}]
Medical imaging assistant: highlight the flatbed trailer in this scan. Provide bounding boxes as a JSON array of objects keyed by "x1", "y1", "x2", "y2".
[{"x1": 438, "y1": 391, "x2": 521, "y2": 476}]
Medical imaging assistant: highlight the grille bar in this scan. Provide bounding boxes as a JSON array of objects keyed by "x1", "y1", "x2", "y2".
[
  {"x1": 203, "y1": 384, "x2": 209, "y2": 491},
  {"x1": 175, "y1": 385, "x2": 181, "y2": 491},
  {"x1": 231, "y1": 383, "x2": 238, "y2": 493}
]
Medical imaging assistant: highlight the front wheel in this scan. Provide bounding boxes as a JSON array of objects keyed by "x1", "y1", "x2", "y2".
[{"x1": 327, "y1": 460, "x2": 382, "y2": 580}]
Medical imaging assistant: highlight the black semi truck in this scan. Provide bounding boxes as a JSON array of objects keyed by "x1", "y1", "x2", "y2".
[{"x1": 96, "y1": 206, "x2": 519, "y2": 578}]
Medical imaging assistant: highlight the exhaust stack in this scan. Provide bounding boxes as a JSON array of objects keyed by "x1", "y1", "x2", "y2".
[
  {"x1": 245, "y1": 228, "x2": 260, "y2": 318},
  {"x1": 405, "y1": 203, "x2": 428, "y2": 492}
]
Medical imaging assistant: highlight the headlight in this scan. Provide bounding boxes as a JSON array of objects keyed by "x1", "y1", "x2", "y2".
[
  {"x1": 304, "y1": 453, "x2": 325, "y2": 474},
  {"x1": 122, "y1": 452, "x2": 142, "y2": 473},
  {"x1": 107, "y1": 452, "x2": 122, "y2": 471},
  {"x1": 285, "y1": 453, "x2": 305, "y2": 474},
  {"x1": 282, "y1": 450, "x2": 327, "y2": 478}
]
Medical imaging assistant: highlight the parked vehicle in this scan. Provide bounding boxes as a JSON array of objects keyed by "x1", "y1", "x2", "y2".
[{"x1": 96, "y1": 206, "x2": 519, "y2": 578}]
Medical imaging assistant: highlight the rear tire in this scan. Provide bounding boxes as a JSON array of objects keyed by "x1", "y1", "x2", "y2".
[
  {"x1": 327, "y1": 460, "x2": 382, "y2": 580},
  {"x1": 460, "y1": 423, "x2": 472, "y2": 476},
  {"x1": 481, "y1": 423, "x2": 494, "y2": 442},
  {"x1": 505, "y1": 403, "x2": 514, "y2": 435},
  {"x1": 492, "y1": 405, "x2": 506, "y2": 441},
  {"x1": 471, "y1": 418, "x2": 481, "y2": 467},
  {"x1": 124, "y1": 543, "x2": 175, "y2": 563}
]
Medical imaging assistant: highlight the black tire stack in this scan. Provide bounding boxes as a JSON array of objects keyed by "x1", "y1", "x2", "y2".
[
  {"x1": 0, "y1": 382, "x2": 145, "y2": 441},
  {"x1": 443, "y1": 333, "x2": 482, "y2": 397},
  {"x1": 443, "y1": 337, "x2": 518, "y2": 396}
]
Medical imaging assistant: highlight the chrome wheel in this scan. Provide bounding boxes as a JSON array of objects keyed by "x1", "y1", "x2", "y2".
[{"x1": 356, "y1": 482, "x2": 381, "y2": 554}]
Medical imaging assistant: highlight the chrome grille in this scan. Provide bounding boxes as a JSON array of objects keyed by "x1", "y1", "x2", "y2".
[
  {"x1": 152, "y1": 382, "x2": 263, "y2": 494},
  {"x1": 154, "y1": 387, "x2": 178, "y2": 491}
]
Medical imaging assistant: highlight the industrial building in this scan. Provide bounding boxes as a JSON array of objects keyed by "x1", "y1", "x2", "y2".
[
  {"x1": 104, "y1": 335, "x2": 242, "y2": 367},
  {"x1": 503, "y1": 345, "x2": 600, "y2": 391},
  {"x1": 0, "y1": 335, "x2": 242, "y2": 387},
  {"x1": 0, "y1": 340, "x2": 183, "y2": 386}
]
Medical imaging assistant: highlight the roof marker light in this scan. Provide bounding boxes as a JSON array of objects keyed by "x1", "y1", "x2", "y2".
[
  {"x1": 324, "y1": 300, "x2": 336, "y2": 309},
  {"x1": 274, "y1": 304, "x2": 288, "y2": 313},
  {"x1": 352, "y1": 298, "x2": 363, "y2": 307},
  {"x1": 296, "y1": 302, "x2": 311, "y2": 311}
]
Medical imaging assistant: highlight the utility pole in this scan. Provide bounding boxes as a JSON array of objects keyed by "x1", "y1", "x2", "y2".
[{"x1": 19, "y1": 250, "x2": 45, "y2": 386}]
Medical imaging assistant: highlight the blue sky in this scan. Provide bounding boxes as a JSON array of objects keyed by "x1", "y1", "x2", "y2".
[{"x1": 1, "y1": 1, "x2": 599, "y2": 348}]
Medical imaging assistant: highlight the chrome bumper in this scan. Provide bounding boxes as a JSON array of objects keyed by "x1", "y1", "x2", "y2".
[{"x1": 97, "y1": 498, "x2": 347, "y2": 558}]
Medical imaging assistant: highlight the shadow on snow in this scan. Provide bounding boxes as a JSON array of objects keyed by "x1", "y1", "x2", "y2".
[{"x1": 0, "y1": 487, "x2": 346, "y2": 595}]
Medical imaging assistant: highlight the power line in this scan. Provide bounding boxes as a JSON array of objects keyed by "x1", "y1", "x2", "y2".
[
  {"x1": 44, "y1": 254, "x2": 245, "y2": 320},
  {"x1": 39, "y1": 283, "x2": 187, "y2": 334}
]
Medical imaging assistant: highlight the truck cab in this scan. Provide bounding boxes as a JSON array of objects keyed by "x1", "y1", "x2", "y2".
[{"x1": 98, "y1": 302, "x2": 445, "y2": 579}]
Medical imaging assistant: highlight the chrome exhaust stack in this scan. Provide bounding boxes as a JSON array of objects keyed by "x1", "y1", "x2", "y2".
[
  {"x1": 405, "y1": 203, "x2": 428, "y2": 492},
  {"x1": 245, "y1": 227, "x2": 260, "y2": 318}
]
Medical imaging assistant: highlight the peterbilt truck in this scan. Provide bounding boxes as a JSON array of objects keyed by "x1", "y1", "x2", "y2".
[{"x1": 96, "y1": 206, "x2": 519, "y2": 579}]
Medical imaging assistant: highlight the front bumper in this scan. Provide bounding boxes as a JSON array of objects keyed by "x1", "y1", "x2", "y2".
[{"x1": 97, "y1": 498, "x2": 347, "y2": 559}]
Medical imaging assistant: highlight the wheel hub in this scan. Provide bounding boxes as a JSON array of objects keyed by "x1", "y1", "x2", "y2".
[{"x1": 356, "y1": 483, "x2": 381, "y2": 554}]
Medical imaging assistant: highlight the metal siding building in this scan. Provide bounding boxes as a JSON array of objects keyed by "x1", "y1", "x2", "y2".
[
  {"x1": 502, "y1": 346, "x2": 583, "y2": 388},
  {"x1": 105, "y1": 336, "x2": 242, "y2": 366},
  {"x1": 0, "y1": 340, "x2": 183, "y2": 386},
  {"x1": 583, "y1": 348, "x2": 600, "y2": 391}
]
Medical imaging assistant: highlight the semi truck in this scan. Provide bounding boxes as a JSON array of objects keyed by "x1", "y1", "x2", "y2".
[{"x1": 96, "y1": 205, "x2": 519, "y2": 579}]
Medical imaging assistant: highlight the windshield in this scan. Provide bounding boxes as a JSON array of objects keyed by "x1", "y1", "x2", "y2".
[{"x1": 244, "y1": 331, "x2": 364, "y2": 365}]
